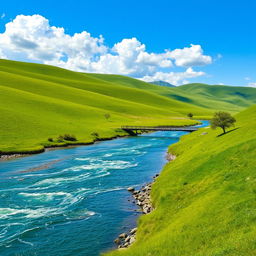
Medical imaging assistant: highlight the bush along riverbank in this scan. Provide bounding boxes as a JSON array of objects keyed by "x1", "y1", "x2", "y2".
[
  {"x1": 0, "y1": 134, "x2": 131, "y2": 161},
  {"x1": 0, "y1": 124, "x2": 194, "y2": 161}
]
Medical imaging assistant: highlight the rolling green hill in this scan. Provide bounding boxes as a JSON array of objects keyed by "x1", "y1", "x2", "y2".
[
  {"x1": 105, "y1": 105, "x2": 256, "y2": 256},
  {"x1": 0, "y1": 59, "x2": 255, "y2": 154},
  {"x1": 0, "y1": 59, "x2": 206, "y2": 154},
  {"x1": 88, "y1": 74, "x2": 256, "y2": 114}
]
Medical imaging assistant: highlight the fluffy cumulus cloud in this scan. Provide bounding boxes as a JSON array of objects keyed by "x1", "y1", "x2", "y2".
[
  {"x1": 0, "y1": 14, "x2": 213, "y2": 85},
  {"x1": 167, "y1": 44, "x2": 212, "y2": 67}
]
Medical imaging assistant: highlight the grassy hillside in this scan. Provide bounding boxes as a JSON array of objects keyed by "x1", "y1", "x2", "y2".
[
  {"x1": 105, "y1": 105, "x2": 256, "y2": 256},
  {"x1": 1, "y1": 59, "x2": 255, "y2": 154},
  {"x1": 89, "y1": 75, "x2": 256, "y2": 114},
  {"x1": 0, "y1": 59, "x2": 206, "y2": 154},
  {"x1": 177, "y1": 83, "x2": 256, "y2": 111}
]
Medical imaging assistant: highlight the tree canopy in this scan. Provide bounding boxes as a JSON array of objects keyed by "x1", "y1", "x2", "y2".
[
  {"x1": 210, "y1": 111, "x2": 236, "y2": 134},
  {"x1": 187, "y1": 113, "x2": 193, "y2": 119}
]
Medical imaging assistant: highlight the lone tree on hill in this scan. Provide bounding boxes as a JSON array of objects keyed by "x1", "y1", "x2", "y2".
[
  {"x1": 104, "y1": 113, "x2": 111, "y2": 120},
  {"x1": 187, "y1": 113, "x2": 193, "y2": 119},
  {"x1": 210, "y1": 111, "x2": 236, "y2": 134}
]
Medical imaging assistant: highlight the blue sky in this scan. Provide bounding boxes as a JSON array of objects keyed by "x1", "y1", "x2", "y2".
[{"x1": 0, "y1": 0, "x2": 255, "y2": 86}]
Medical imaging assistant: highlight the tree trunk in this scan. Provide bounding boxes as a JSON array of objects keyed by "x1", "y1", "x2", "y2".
[{"x1": 222, "y1": 126, "x2": 226, "y2": 134}]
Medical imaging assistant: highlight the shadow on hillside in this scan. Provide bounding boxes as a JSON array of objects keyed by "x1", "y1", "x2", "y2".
[{"x1": 217, "y1": 127, "x2": 240, "y2": 137}]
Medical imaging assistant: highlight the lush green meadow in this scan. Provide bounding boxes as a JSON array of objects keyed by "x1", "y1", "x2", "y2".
[
  {"x1": 105, "y1": 105, "x2": 256, "y2": 256},
  {"x1": 0, "y1": 59, "x2": 255, "y2": 154},
  {"x1": 0, "y1": 59, "x2": 204, "y2": 153}
]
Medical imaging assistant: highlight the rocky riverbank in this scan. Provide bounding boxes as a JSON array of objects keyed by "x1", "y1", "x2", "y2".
[
  {"x1": 114, "y1": 174, "x2": 159, "y2": 249},
  {"x1": 0, "y1": 154, "x2": 25, "y2": 161},
  {"x1": 114, "y1": 153, "x2": 176, "y2": 249}
]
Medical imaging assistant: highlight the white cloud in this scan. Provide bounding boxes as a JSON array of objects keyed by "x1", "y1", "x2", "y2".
[
  {"x1": 167, "y1": 44, "x2": 212, "y2": 67},
  {"x1": 0, "y1": 14, "x2": 107, "y2": 64},
  {"x1": 141, "y1": 68, "x2": 205, "y2": 86},
  {"x1": 0, "y1": 14, "x2": 213, "y2": 85},
  {"x1": 1, "y1": 13, "x2": 5, "y2": 19},
  {"x1": 248, "y1": 82, "x2": 256, "y2": 88},
  {"x1": 89, "y1": 38, "x2": 173, "y2": 77}
]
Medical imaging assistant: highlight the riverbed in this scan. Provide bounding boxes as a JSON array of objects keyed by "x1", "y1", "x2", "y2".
[{"x1": 0, "y1": 121, "x2": 208, "y2": 256}]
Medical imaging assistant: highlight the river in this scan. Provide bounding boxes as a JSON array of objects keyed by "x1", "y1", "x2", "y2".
[{"x1": 0, "y1": 121, "x2": 208, "y2": 256}]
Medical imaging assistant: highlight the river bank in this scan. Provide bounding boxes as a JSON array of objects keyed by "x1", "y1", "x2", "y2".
[
  {"x1": 114, "y1": 153, "x2": 176, "y2": 249},
  {"x1": 0, "y1": 134, "x2": 130, "y2": 162},
  {"x1": 0, "y1": 122, "x2": 200, "y2": 162}
]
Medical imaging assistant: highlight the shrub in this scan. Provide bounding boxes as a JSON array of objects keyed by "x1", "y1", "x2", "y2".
[
  {"x1": 56, "y1": 134, "x2": 77, "y2": 142},
  {"x1": 48, "y1": 137, "x2": 53, "y2": 142},
  {"x1": 63, "y1": 134, "x2": 77, "y2": 141},
  {"x1": 57, "y1": 135, "x2": 64, "y2": 142}
]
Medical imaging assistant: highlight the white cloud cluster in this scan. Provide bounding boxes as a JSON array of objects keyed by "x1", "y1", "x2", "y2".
[
  {"x1": 0, "y1": 14, "x2": 213, "y2": 85},
  {"x1": 248, "y1": 82, "x2": 256, "y2": 88},
  {"x1": 168, "y1": 44, "x2": 212, "y2": 67},
  {"x1": 142, "y1": 68, "x2": 205, "y2": 85}
]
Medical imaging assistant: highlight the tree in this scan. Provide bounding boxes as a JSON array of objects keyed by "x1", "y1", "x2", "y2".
[
  {"x1": 187, "y1": 113, "x2": 193, "y2": 119},
  {"x1": 210, "y1": 111, "x2": 236, "y2": 134},
  {"x1": 104, "y1": 113, "x2": 111, "y2": 120}
]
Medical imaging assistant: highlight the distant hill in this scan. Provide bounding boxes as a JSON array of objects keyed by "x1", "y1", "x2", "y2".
[
  {"x1": 149, "y1": 81, "x2": 175, "y2": 87},
  {"x1": 138, "y1": 82, "x2": 256, "y2": 114},
  {"x1": 175, "y1": 83, "x2": 256, "y2": 111},
  {"x1": 91, "y1": 75, "x2": 256, "y2": 114}
]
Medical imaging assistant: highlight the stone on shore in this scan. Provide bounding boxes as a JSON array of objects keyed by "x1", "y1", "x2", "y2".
[
  {"x1": 114, "y1": 238, "x2": 121, "y2": 244},
  {"x1": 115, "y1": 177, "x2": 157, "y2": 249},
  {"x1": 130, "y1": 228, "x2": 137, "y2": 234},
  {"x1": 127, "y1": 187, "x2": 135, "y2": 192},
  {"x1": 119, "y1": 233, "x2": 127, "y2": 239}
]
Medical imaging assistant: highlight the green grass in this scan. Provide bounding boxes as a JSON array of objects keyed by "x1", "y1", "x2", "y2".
[
  {"x1": 89, "y1": 76, "x2": 256, "y2": 114},
  {"x1": 0, "y1": 59, "x2": 255, "y2": 153},
  {"x1": 105, "y1": 105, "x2": 256, "y2": 256},
  {"x1": 0, "y1": 59, "x2": 205, "y2": 153}
]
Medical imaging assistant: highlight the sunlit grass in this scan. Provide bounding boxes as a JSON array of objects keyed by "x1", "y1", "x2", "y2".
[{"x1": 105, "y1": 105, "x2": 256, "y2": 256}]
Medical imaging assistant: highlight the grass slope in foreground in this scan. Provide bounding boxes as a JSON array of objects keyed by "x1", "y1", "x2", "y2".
[
  {"x1": 0, "y1": 59, "x2": 205, "y2": 154},
  {"x1": 105, "y1": 105, "x2": 256, "y2": 256}
]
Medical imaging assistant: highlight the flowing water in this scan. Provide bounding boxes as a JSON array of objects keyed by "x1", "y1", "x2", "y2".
[{"x1": 0, "y1": 121, "x2": 208, "y2": 256}]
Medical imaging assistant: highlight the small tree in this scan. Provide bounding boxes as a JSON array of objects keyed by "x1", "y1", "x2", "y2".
[
  {"x1": 104, "y1": 113, "x2": 111, "y2": 120},
  {"x1": 210, "y1": 111, "x2": 236, "y2": 134},
  {"x1": 187, "y1": 113, "x2": 193, "y2": 119}
]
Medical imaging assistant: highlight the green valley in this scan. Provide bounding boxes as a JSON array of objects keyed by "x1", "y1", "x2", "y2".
[{"x1": 1, "y1": 59, "x2": 255, "y2": 154}]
